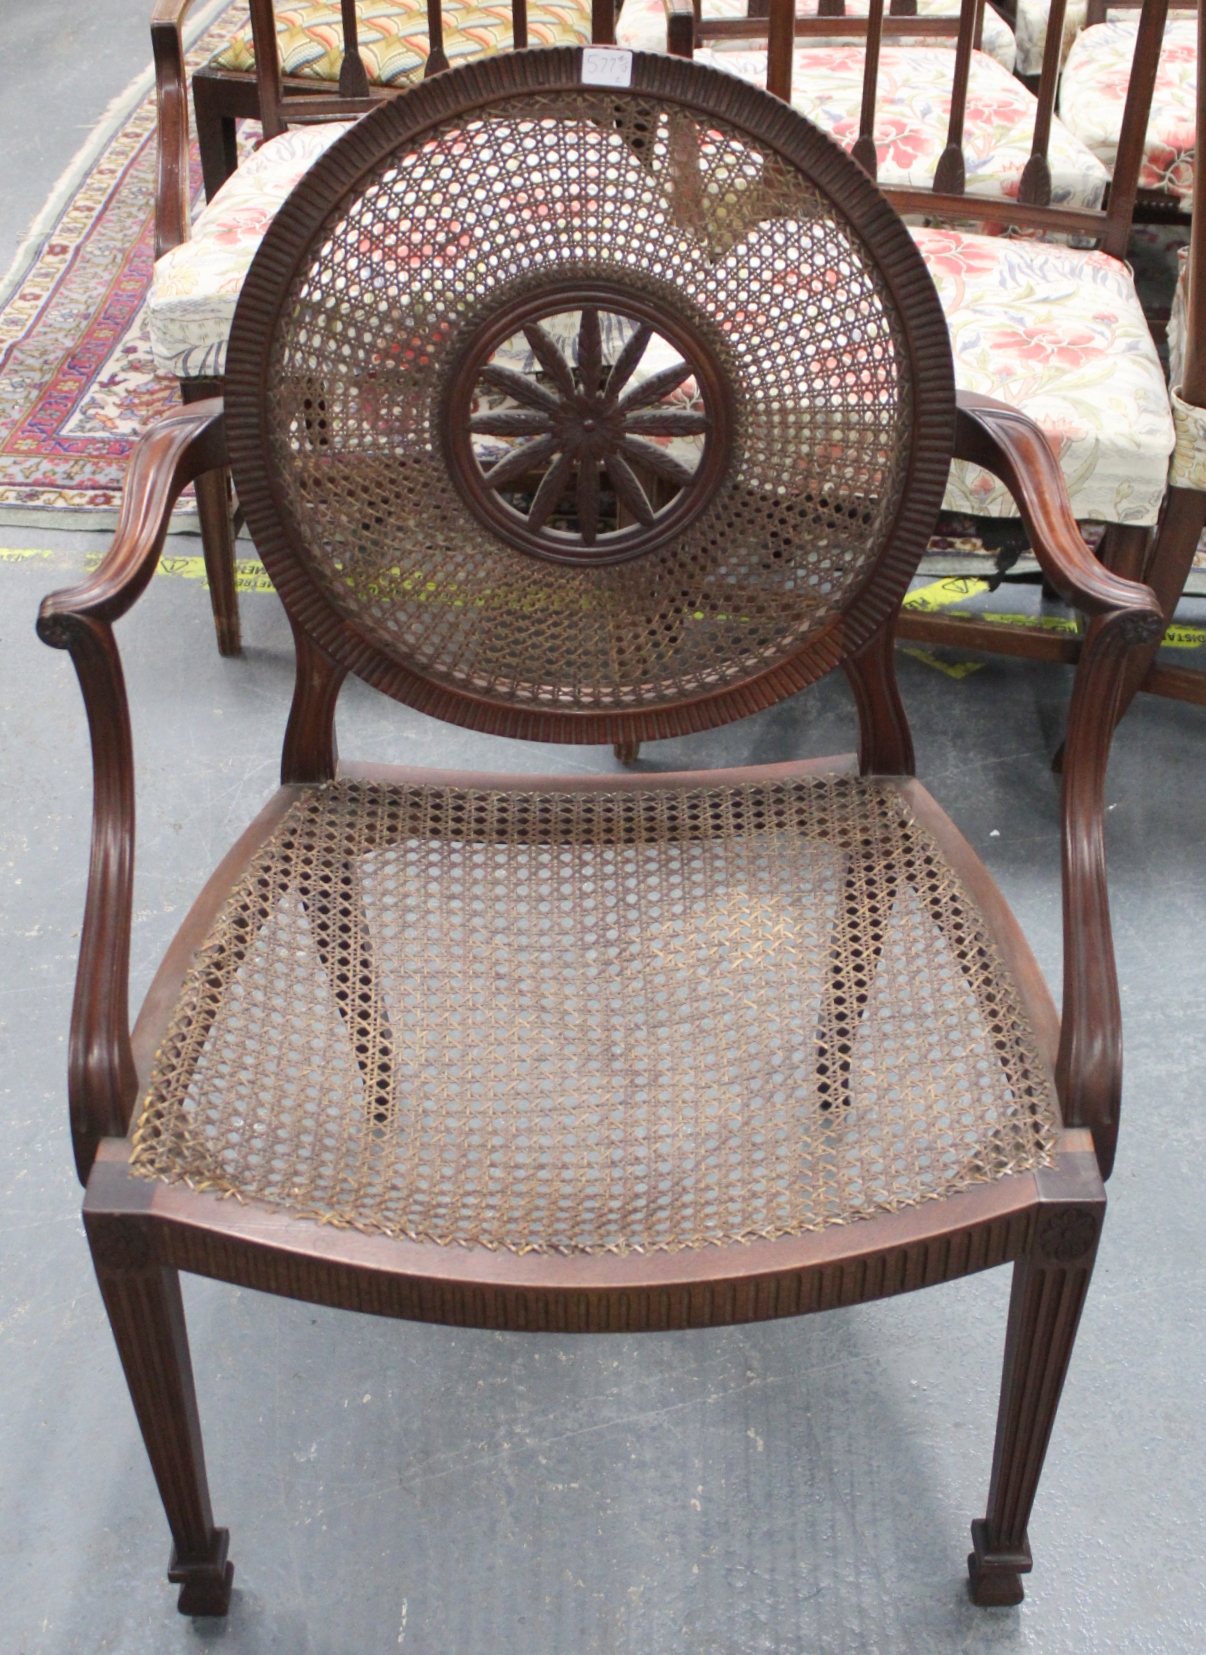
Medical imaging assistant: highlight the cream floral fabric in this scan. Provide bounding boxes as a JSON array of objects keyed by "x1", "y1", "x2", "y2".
[
  {"x1": 148, "y1": 123, "x2": 351, "y2": 379},
  {"x1": 914, "y1": 225, "x2": 1174, "y2": 523},
  {"x1": 150, "y1": 120, "x2": 1171, "y2": 525},
  {"x1": 1165, "y1": 246, "x2": 1206, "y2": 491},
  {"x1": 1169, "y1": 243, "x2": 1189, "y2": 391},
  {"x1": 616, "y1": 0, "x2": 1016, "y2": 69},
  {"x1": 1060, "y1": 18, "x2": 1198, "y2": 198},
  {"x1": 209, "y1": 0, "x2": 594, "y2": 85},
  {"x1": 1014, "y1": 0, "x2": 1086, "y2": 78},
  {"x1": 1170, "y1": 388, "x2": 1206, "y2": 491},
  {"x1": 694, "y1": 44, "x2": 1107, "y2": 204}
]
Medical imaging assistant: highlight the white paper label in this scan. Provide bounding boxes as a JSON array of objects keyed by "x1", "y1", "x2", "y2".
[{"x1": 581, "y1": 47, "x2": 634, "y2": 87}]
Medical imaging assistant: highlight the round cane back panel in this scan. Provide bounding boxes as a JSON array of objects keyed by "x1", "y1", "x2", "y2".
[{"x1": 228, "y1": 57, "x2": 955, "y2": 739}]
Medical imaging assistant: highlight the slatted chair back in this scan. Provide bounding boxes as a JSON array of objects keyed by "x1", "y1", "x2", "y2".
[
  {"x1": 249, "y1": 0, "x2": 618, "y2": 140},
  {"x1": 222, "y1": 49, "x2": 954, "y2": 754},
  {"x1": 670, "y1": 0, "x2": 1172, "y2": 256},
  {"x1": 1084, "y1": 0, "x2": 1196, "y2": 23}
]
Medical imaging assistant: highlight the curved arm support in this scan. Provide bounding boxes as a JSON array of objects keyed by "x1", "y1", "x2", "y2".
[
  {"x1": 37, "y1": 401, "x2": 227, "y2": 1184},
  {"x1": 953, "y1": 391, "x2": 1162, "y2": 1179},
  {"x1": 151, "y1": 0, "x2": 200, "y2": 257},
  {"x1": 954, "y1": 393, "x2": 1165, "y2": 628}
]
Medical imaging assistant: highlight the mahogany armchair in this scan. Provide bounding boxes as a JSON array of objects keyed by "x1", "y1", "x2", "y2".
[{"x1": 41, "y1": 52, "x2": 1160, "y2": 1616}]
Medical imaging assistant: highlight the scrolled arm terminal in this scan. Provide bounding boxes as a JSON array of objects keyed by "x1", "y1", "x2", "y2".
[
  {"x1": 952, "y1": 390, "x2": 1160, "y2": 1177},
  {"x1": 38, "y1": 401, "x2": 227, "y2": 1183}
]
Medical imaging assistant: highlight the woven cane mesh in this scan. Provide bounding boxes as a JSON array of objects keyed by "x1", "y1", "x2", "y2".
[
  {"x1": 132, "y1": 778, "x2": 1058, "y2": 1254},
  {"x1": 264, "y1": 89, "x2": 914, "y2": 714}
]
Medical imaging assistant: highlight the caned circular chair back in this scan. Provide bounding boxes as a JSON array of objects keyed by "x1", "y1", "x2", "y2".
[{"x1": 225, "y1": 50, "x2": 955, "y2": 744}]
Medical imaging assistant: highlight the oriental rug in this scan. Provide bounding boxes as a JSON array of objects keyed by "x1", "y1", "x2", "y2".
[{"x1": 0, "y1": 0, "x2": 248, "y2": 529}]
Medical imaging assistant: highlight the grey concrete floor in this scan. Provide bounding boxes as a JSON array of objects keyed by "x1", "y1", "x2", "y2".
[
  {"x1": 2, "y1": 527, "x2": 1206, "y2": 1653},
  {"x1": 3, "y1": 3, "x2": 1206, "y2": 1648}
]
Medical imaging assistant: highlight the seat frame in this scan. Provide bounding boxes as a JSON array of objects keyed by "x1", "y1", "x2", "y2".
[{"x1": 47, "y1": 56, "x2": 1162, "y2": 1613}]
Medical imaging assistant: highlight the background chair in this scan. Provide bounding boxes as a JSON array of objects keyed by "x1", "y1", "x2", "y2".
[
  {"x1": 41, "y1": 49, "x2": 1159, "y2": 1617},
  {"x1": 188, "y1": 0, "x2": 615, "y2": 199},
  {"x1": 151, "y1": 0, "x2": 589, "y2": 655},
  {"x1": 1059, "y1": 0, "x2": 1198, "y2": 221},
  {"x1": 665, "y1": 0, "x2": 1178, "y2": 688}
]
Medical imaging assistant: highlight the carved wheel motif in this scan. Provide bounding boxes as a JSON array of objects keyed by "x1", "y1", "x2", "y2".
[
  {"x1": 444, "y1": 285, "x2": 731, "y2": 566},
  {"x1": 1037, "y1": 1207, "x2": 1098, "y2": 1264}
]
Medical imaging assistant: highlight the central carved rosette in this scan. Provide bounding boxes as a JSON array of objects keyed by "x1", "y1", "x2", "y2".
[{"x1": 443, "y1": 284, "x2": 732, "y2": 566}]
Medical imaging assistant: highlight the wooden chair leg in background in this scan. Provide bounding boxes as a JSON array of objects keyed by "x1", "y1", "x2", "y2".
[
  {"x1": 193, "y1": 466, "x2": 242, "y2": 657},
  {"x1": 1109, "y1": 489, "x2": 1206, "y2": 730},
  {"x1": 968, "y1": 1169, "x2": 1104, "y2": 1606},
  {"x1": 180, "y1": 378, "x2": 241, "y2": 657},
  {"x1": 86, "y1": 1204, "x2": 233, "y2": 1616},
  {"x1": 191, "y1": 74, "x2": 241, "y2": 202}
]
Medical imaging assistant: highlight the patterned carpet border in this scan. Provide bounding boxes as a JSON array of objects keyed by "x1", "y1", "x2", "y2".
[{"x1": 0, "y1": 1, "x2": 247, "y2": 530}]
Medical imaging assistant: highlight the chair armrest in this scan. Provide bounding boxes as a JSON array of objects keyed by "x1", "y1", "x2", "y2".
[
  {"x1": 151, "y1": 0, "x2": 201, "y2": 256},
  {"x1": 665, "y1": 0, "x2": 697, "y2": 55},
  {"x1": 953, "y1": 389, "x2": 1162, "y2": 1179},
  {"x1": 37, "y1": 400, "x2": 227, "y2": 1184},
  {"x1": 954, "y1": 392, "x2": 1164, "y2": 631}
]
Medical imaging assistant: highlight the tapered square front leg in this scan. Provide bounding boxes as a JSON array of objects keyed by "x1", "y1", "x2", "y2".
[
  {"x1": 969, "y1": 1191, "x2": 1103, "y2": 1607},
  {"x1": 87, "y1": 1209, "x2": 234, "y2": 1616}
]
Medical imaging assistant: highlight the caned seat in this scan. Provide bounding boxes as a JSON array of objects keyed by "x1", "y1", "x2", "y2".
[
  {"x1": 42, "y1": 50, "x2": 1160, "y2": 1617},
  {"x1": 133, "y1": 773, "x2": 1058, "y2": 1253}
]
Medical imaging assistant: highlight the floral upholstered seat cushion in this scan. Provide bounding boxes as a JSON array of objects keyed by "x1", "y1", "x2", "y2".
[
  {"x1": 149, "y1": 123, "x2": 351, "y2": 379},
  {"x1": 616, "y1": 0, "x2": 1016, "y2": 69},
  {"x1": 1014, "y1": 0, "x2": 1086, "y2": 78},
  {"x1": 694, "y1": 45, "x2": 1108, "y2": 205},
  {"x1": 915, "y1": 225, "x2": 1174, "y2": 524},
  {"x1": 1059, "y1": 18, "x2": 1197, "y2": 199},
  {"x1": 208, "y1": 0, "x2": 593, "y2": 85}
]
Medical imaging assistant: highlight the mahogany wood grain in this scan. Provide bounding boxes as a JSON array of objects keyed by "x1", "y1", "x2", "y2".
[
  {"x1": 1181, "y1": 8, "x2": 1206, "y2": 407},
  {"x1": 700, "y1": 11, "x2": 964, "y2": 32},
  {"x1": 951, "y1": 395, "x2": 1163, "y2": 631},
  {"x1": 854, "y1": 0, "x2": 886, "y2": 177},
  {"x1": 1016, "y1": 0, "x2": 1065, "y2": 207},
  {"x1": 281, "y1": 620, "x2": 346, "y2": 784},
  {"x1": 1101, "y1": 0, "x2": 1171, "y2": 257},
  {"x1": 87, "y1": 1192, "x2": 233, "y2": 1617},
  {"x1": 37, "y1": 401, "x2": 227, "y2": 1182},
  {"x1": 74, "y1": 53, "x2": 1142, "y2": 1611},
  {"x1": 969, "y1": 1150, "x2": 1104, "y2": 1604},
  {"x1": 338, "y1": 0, "x2": 372, "y2": 96},
  {"x1": 248, "y1": 0, "x2": 287, "y2": 138},
  {"x1": 1140, "y1": 658, "x2": 1206, "y2": 704},
  {"x1": 177, "y1": 378, "x2": 241, "y2": 658},
  {"x1": 932, "y1": 0, "x2": 976, "y2": 193},
  {"x1": 85, "y1": 1140, "x2": 1100, "y2": 1332},
  {"x1": 896, "y1": 610, "x2": 1083, "y2": 663},
  {"x1": 843, "y1": 617, "x2": 915, "y2": 774},
  {"x1": 150, "y1": 0, "x2": 191, "y2": 256}
]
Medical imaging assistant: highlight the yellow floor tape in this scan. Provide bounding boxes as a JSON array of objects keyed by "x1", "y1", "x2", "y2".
[{"x1": 6, "y1": 553, "x2": 1205, "y2": 654}]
